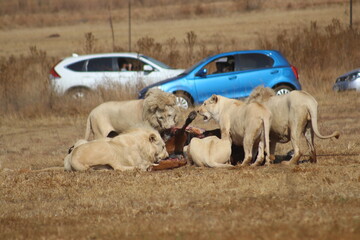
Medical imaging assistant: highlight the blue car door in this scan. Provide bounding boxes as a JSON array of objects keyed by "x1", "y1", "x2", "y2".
[
  {"x1": 193, "y1": 55, "x2": 239, "y2": 102},
  {"x1": 194, "y1": 72, "x2": 239, "y2": 103},
  {"x1": 233, "y1": 53, "x2": 277, "y2": 98}
]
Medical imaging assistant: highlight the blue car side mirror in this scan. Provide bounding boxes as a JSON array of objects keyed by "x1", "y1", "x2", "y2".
[{"x1": 196, "y1": 68, "x2": 207, "y2": 77}]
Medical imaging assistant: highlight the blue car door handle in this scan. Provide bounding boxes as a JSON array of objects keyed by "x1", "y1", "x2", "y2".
[
  {"x1": 271, "y1": 70, "x2": 279, "y2": 74},
  {"x1": 229, "y1": 76, "x2": 237, "y2": 80}
]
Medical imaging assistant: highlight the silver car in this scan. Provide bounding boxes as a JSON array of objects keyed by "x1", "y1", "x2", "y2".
[{"x1": 333, "y1": 68, "x2": 360, "y2": 92}]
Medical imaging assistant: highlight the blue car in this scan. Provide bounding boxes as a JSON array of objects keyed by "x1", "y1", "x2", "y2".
[{"x1": 139, "y1": 50, "x2": 301, "y2": 109}]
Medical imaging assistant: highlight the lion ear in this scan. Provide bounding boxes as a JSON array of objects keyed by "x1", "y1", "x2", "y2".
[
  {"x1": 149, "y1": 133, "x2": 157, "y2": 143},
  {"x1": 211, "y1": 94, "x2": 218, "y2": 103}
]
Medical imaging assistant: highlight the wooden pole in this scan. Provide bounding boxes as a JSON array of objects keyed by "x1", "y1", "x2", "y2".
[
  {"x1": 128, "y1": 0, "x2": 132, "y2": 52},
  {"x1": 350, "y1": 0, "x2": 353, "y2": 29},
  {"x1": 108, "y1": 5, "x2": 115, "y2": 51}
]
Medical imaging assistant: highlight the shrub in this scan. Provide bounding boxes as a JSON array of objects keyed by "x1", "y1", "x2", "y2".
[
  {"x1": 1, "y1": 19, "x2": 358, "y2": 116},
  {"x1": 257, "y1": 19, "x2": 360, "y2": 93},
  {"x1": 0, "y1": 47, "x2": 54, "y2": 116}
]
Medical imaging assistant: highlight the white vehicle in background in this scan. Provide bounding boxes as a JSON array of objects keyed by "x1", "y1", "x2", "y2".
[{"x1": 49, "y1": 53, "x2": 184, "y2": 98}]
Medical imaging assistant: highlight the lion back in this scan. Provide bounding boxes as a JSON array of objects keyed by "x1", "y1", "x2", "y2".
[{"x1": 246, "y1": 86, "x2": 275, "y2": 104}]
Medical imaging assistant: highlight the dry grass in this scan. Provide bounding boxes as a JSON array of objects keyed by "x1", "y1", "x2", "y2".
[
  {"x1": 0, "y1": 93, "x2": 360, "y2": 239},
  {"x1": 1, "y1": 1, "x2": 360, "y2": 239},
  {"x1": 0, "y1": 1, "x2": 351, "y2": 28},
  {"x1": 1, "y1": 2, "x2": 358, "y2": 57}
]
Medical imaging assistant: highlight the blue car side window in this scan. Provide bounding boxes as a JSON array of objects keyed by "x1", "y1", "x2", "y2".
[
  {"x1": 235, "y1": 53, "x2": 274, "y2": 71},
  {"x1": 205, "y1": 56, "x2": 235, "y2": 75}
]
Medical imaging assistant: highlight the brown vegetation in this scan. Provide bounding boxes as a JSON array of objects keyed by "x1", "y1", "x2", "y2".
[
  {"x1": 0, "y1": 1, "x2": 359, "y2": 239},
  {"x1": 1, "y1": 19, "x2": 358, "y2": 117},
  {"x1": 0, "y1": 0, "x2": 349, "y2": 28}
]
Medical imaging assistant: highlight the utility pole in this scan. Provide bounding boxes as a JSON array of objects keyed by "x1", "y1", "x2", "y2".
[
  {"x1": 108, "y1": 5, "x2": 115, "y2": 51},
  {"x1": 128, "y1": 0, "x2": 132, "y2": 52},
  {"x1": 350, "y1": 0, "x2": 353, "y2": 29}
]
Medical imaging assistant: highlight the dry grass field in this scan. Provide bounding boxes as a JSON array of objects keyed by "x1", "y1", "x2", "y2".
[
  {"x1": 1, "y1": 0, "x2": 360, "y2": 239},
  {"x1": 0, "y1": 96, "x2": 359, "y2": 240}
]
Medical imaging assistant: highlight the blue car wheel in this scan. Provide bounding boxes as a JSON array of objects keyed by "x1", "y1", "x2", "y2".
[{"x1": 175, "y1": 92, "x2": 193, "y2": 109}]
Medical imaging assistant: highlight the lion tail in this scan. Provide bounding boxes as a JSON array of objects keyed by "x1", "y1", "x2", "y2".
[
  {"x1": 308, "y1": 103, "x2": 340, "y2": 139},
  {"x1": 31, "y1": 167, "x2": 64, "y2": 172},
  {"x1": 64, "y1": 154, "x2": 72, "y2": 171},
  {"x1": 263, "y1": 112, "x2": 272, "y2": 163}
]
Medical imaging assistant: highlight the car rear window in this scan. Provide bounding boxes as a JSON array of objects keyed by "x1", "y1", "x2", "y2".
[
  {"x1": 67, "y1": 60, "x2": 86, "y2": 72},
  {"x1": 87, "y1": 58, "x2": 114, "y2": 72},
  {"x1": 235, "y1": 53, "x2": 274, "y2": 71}
]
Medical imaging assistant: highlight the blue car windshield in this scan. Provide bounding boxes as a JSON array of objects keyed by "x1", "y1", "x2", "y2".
[{"x1": 141, "y1": 55, "x2": 172, "y2": 69}]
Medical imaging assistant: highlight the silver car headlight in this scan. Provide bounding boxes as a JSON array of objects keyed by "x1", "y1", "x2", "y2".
[{"x1": 150, "y1": 85, "x2": 163, "y2": 91}]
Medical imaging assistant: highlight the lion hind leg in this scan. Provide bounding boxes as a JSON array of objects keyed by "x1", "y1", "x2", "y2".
[
  {"x1": 206, "y1": 162, "x2": 233, "y2": 168},
  {"x1": 283, "y1": 132, "x2": 302, "y2": 165},
  {"x1": 252, "y1": 139, "x2": 264, "y2": 166},
  {"x1": 283, "y1": 112, "x2": 307, "y2": 165},
  {"x1": 69, "y1": 158, "x2": 90, "y2": 171},
  {"x1": 242, "y1": 122, "x2": 263, "y2": 166},
  {"x1": 241, "y1": 136, "x2": 254, "y2": 166}
]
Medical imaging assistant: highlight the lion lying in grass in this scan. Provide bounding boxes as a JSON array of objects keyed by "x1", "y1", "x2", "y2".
[
  {"x1": 84, "y1": 89, "x2": 179, "y2": 140},
  {"x1": 246, "y1": 86, "x2": 340, "y2": 165},
  {"x1": 197, "y1": 95, "x2": 272, "y2": 166},
  {"x1": 65, "y1": 127, "x2": 168, "y2": 171}
]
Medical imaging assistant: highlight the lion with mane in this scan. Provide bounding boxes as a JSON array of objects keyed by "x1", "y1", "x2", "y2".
[{"x1": 84, "y1": 89, "x2": 179, "y2": 140}]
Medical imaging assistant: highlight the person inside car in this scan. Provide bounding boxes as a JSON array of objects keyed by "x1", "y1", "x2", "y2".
[
  {"x1": 212, "y1": 57, "x2": 229, "y2": 74},
  {"x1": 121, "y1": 62, "x2": 133, "y2": 71}
]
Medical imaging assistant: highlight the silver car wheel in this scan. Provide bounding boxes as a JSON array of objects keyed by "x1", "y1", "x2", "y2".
[
  {"x1": 72, "y1": 91, "x2": 85, "y2": 99},
  {"x1": 66, "y1": 88, "x2": 90, "y2": 99}
]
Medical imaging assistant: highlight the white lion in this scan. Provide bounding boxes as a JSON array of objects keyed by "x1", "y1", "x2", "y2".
[
  {"x1": 84, "y1": 89, "x2": 179, "y2": 140},
  {"x1": 197, "y1": 95, "x2": 272, "y2": 166},
  {"x1": 186, "y1": 134, "x2": 233, "y2": 168},
  {"x1": 246, "y1": 86, "x2": 340, "y2": 165},
  {"x1": 64, "y1": 127, "x2": 168, "y2": 171}
]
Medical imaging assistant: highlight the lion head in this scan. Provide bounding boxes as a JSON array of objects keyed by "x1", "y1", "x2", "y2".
[
  {"x1": 142, "y1": 89, "x2": 179, "y2": 132},
  {"x1": 148, "y1": 131, "x2": 168, "y2": 163},
  {"x1": 126, "y1": 126, "x2": 168, "y2": 163},
  {"x1": 197, "y1": 94, "x2": 220, "y2": 122}
]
